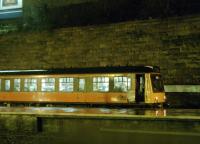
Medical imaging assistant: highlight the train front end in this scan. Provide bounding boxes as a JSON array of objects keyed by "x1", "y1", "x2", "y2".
[{"x1": 145, "y1": 73, "x2": 166, "y2": 104}]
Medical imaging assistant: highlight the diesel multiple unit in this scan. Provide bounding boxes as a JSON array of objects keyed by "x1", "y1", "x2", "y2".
[{"x1": 0, "y1": 66, "x2": 165, "y2": 106}]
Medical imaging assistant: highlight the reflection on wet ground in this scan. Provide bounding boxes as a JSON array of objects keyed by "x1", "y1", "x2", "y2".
[{"x1": 1, "y1": 106, "x2": 200, "y2": 117}]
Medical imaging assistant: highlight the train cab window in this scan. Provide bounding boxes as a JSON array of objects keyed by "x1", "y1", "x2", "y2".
[
  {"x1": 114, "y1": 76, "x2": 131, "y2": 92},
  {"x1": 93, "y1": 77, "x2": 109, "y2": 92},
  {"x1": 79, "y1": 79, "x2": 85, "y2": 91},
  {"x1": 24, "y1": 79, "x2": 37, "y2": 92},
  {"x1": 59, "y1": 78, "x2": 74, "y2": 92},
  {"x1": 41, "y1": 78, "x2": 55, "y2": 92},
  {"x1": 151, "y1": 74, "x2": 164, "y2": 92},
  {"x1": 14, "y1": 79, "x2": 21, "y2": 92},
  {"x1": 5, "y1": 80, "x2": 11, "y2": 91}
]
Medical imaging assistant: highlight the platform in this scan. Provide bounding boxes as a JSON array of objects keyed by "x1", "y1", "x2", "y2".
[
  {"x1": 0, "y1": 106, "x2": 200, "y2": 118},
  {"x1": 0, "y1": 107, "x2": 200, "y2": 144}
]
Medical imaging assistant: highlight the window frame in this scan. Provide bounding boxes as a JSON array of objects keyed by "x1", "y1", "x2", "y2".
[
  {"x1": 41, "y1": 78, "x2": 55, "y2": 92},
  {"x1": 151, "y1": 74, "x2": 164, "y2": 92},
  {"x1": 5, "y1": 79, "x2": 11, "y2": 91},
  {"x1": 24, "y1": 78, "x2": 37, "y2": 92},
  {"x1": 114, "y1": 76, "x2": 131, "y2": 92},
  {"x1": 93, "y1": 77, "x2": 109, "y2": 92},
  {"x1": 59, "y1": 77, "x2": 74, "y2": 92},
  {"x1": 14, "y1": 78, "x2": 21, "y2": 92},
  {"x1": 78, "y1": 78, "x2": 85, "y2": 92}
]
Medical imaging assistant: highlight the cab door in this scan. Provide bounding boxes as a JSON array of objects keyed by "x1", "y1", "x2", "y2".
[{"x1": 135, "y1": 74, "x2": 145, "y2": 103}]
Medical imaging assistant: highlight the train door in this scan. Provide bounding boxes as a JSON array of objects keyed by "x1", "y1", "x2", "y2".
[{"x1": 135, "y1": 74, "x2": 145, "y2": 103}]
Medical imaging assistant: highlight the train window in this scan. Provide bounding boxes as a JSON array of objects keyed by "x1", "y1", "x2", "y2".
[
  {"x1": 79, "y1": 79, "x2": 85, "y2": 91},
  {"x1": 5, "y1": 80, "x2": 11, "y2": 91},
  {"x1": 93, "y1": 77, "x2": 109, "y2": 92},
  {"x1": 41, "y1": 78, "x2": 55, "y2": 92},
  {"x1": 59, "y1": 78, "x2": 74, "y2": 92},
  {"x1": 151, "y1": 74, "x2": 164, "y2": 92},
  {"x1": 128, "y1": 78, "x2": 131, "y2": 90},
  {"x1": 114, "y1": 77, "x2": 131, "y2": 92},
  {"x1": 14, "y1": 79, "x2": 21, "y2": 92},
  {"x1": 24, "y1": 79, "x2": 37, "y2": 92}
]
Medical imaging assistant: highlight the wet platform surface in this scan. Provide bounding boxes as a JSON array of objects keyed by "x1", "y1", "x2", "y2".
[
  {"x1": 1, "y1": 107, "x2": 200, "y2": 144},
  {"x1": 1, "y1": 106, "x2": 200, "y2": 118}
]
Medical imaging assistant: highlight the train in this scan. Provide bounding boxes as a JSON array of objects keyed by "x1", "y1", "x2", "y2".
[{"x1": 0, "y1": 66, "x2": 166, "y2": 106}]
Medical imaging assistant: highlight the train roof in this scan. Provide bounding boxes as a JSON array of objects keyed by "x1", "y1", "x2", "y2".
[{"x1": 0, "y1": 66, "x2": 160, "y2": 75}]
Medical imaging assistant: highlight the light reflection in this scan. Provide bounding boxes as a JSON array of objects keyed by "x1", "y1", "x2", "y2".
[
  {"x1": 0, "y1": 70, "x2": 48, "y2": 73},
  {"x1": 99, "y1": 108, "x2": 111, "y2": 113},
  {"x1": 62, "y1": 107, "x2": 77, "y2": 113},
  {"x1": 117, "y1": 109, "x2": 127, "y2": 114},
  {"x1": 3, "y1": 107, "x2": 200, "y2": 117},
  {"x1": 0, "y1": 106, "x2": 168, "y2": 116},
  {"x1": 155, "y1": 109, "x2": 167, "y2": 117}
]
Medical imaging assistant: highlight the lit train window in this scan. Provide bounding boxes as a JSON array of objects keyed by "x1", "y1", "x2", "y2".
[
  {"x1": 41, "y1": 78, "x2": 55, "y2": 92},
  {"x1": 114, "y1": 77, "x2": 131, "y2": 92},
  {"x1": 24, "y1": 79, "x2": 37, "y2": 92},
  {"x1": 5, "y1": 79, "x2": 10, "y2": 91},
  {"x1": 93, "y1": 77, "x2": 109, "y2": 92},
  {"x1": 14, "y1": 79, "x2": 20, "y2": 91},
  {"x1": 59, "y1": 78, "x2": 74, "y2": 92},
  {"x1": 79, "y1": 79, "x2": 85, "y2": 91}
]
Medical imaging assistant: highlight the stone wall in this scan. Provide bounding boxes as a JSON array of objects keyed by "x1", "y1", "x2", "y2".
[{"x1": 0, "y1": 15, "x2": 200, "y2": 85}]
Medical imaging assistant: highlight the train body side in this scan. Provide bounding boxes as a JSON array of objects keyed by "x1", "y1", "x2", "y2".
[{"x1": 0, "y1": 72, "x2": 165, "y2": 105}]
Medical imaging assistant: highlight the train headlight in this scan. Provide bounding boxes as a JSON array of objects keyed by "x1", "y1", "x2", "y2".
[{"x1": 155, "y1": 97, "x2": 158, "y2": 103}]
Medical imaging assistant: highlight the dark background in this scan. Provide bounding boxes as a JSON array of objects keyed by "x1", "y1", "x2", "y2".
[{"x1": 12, "y1": 0, "x2": 200, "y2": 30}]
